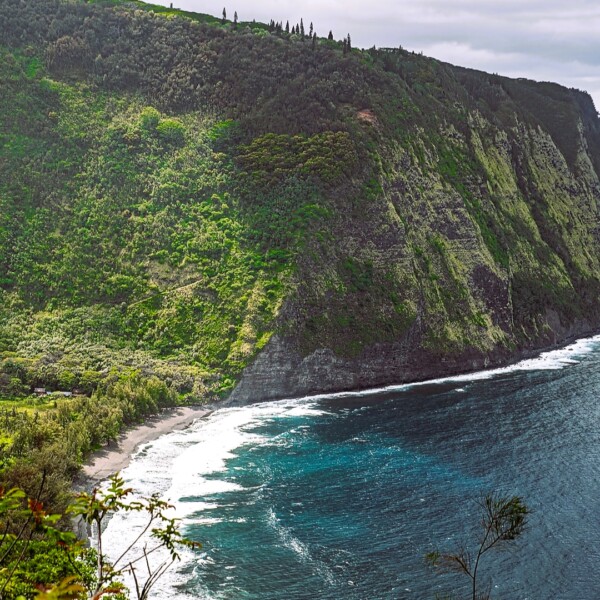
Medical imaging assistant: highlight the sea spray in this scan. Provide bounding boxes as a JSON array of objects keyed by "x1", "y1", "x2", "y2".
[
  {"x1": 102, "y1": 400, "x2": 331, "y2": 597},
  {"x1": 102, "y1": 334, "x2": 600, "y2": 599}
]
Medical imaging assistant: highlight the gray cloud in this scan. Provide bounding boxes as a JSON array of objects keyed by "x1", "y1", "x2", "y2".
[{"x1": 150, "y1": 0, "x2": 600, "y2": 109}]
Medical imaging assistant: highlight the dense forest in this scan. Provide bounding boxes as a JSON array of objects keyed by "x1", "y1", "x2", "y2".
[{"x1": 1, "y1": 0, "x2": 600, "y2": 595}]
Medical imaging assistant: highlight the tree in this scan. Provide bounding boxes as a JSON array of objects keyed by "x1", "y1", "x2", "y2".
[
  {"x1": 0, "y1": 473, "x2": 198, "y2": 599},
  {"x1": 347, "y1": 33, "x2": 352, "y2": 50},
  {"x1": 221, "y1": 7, "x2": 226, "y2": 23},
  {"x1": 233, "y1": 11, "x2": 238, "y2": 29},
  {"x1": 328, "y1": 30, "x2": 333, "y2": 40},
  {"x1": 427, "y1": 493, "x2": 529, "y2": 600},
  {"x1": 309, "y1": 22, "x2": 313, "y2": 37},
  {"x1": 0, "y1": 476, "x2": 92, "y2": 599},
  {"x1": 69, "y1": 473, "x2": 199, "y2": 600},
  {"x1": 300, "y1": 18, "x2": 305, "y2": 38},
  {"x1": 285, "y1": 20, "x2": 289, "y2": 34},
  {"x1": 311, "y1": 32, "x2": 317, "y2": 50}
]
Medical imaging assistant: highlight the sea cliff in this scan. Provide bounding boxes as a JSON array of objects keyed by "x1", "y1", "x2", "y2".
[{"x1": 0, "y1": 0, "x2": 599, "y2": 403}]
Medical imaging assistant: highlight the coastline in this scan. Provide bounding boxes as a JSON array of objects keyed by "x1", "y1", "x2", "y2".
[
  {"x1": 78, "y1": 404, "x2": 214, "y2": 490},
  {"x1": 77, "y1": 328, "x2": 600, "y2": 491}
]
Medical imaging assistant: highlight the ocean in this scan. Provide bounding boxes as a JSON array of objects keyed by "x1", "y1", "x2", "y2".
[{"x1": 103, "y1": 334, "x2": 600, "y2": 599}]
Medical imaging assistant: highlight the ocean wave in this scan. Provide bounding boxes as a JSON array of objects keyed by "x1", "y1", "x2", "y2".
[
  {"x1": 101, "y1": 398, "x2": 325, "y2": 598},
  {"x1": 101, "y1": 332, "x2": 600, "y2": 598},
  {"x1": 265, "y1": 508, "x2": 336, "y2": 586}
]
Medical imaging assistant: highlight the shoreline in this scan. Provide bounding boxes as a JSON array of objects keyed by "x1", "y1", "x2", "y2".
[
  {"x1": 77, "y1": 328, "x2": 600, "y2": 491},
  {"x1": 78, "y1": 404, "x2": 215, "y2": 490},
  {"x1": 237, "y1": 327, "x2": 600, "y2": 405}
]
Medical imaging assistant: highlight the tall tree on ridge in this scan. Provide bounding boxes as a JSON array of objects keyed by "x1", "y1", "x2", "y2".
[{"x1": 222, "y1": 7, "x2": 226, "y2": 23}]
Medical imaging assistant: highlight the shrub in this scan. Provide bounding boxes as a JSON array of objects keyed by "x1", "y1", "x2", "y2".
[
  {"x1": 139, "y1": 106, "x2": 161, "y2": 130},
  {"x1": 156, "y1": 118, "x2": 185, "y2": 146}
]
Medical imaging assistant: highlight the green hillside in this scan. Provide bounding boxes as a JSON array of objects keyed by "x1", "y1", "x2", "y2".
[
  {"x1": 2, "y1": 0, "x2": 600, "y2": 407},
  {"x1": 0, "y1": 0, "x2": 600, "y2": 595}
]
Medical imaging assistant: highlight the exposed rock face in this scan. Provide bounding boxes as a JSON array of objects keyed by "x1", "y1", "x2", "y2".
[
  {"x1": 232, "y1": 93, "x2": 600, "y2": 403},
  {"x1": 1, "y1": 0, "x2": 600, "y2": 404},
  {"x1": 230, "y1": 320, "x2": 597, "y2": 404}
]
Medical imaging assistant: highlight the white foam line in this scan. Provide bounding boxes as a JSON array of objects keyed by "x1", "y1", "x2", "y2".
[
  {"x1": 266, "y1": 508, "x2": 336, "y2": 585},
  {"x1": 101, "y1": 397, "x2": 330, "y2": 598},
  {"x1": 248, "y1": 333, "x2": 600, "y2": 406},
  {"x1": 100, "y1": 331, "x2": 600, "y2": 598}
]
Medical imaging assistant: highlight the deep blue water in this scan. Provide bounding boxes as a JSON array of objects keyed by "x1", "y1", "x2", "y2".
[{"x1": 106, "y1": 335, "x2": 600, "y2": 599}]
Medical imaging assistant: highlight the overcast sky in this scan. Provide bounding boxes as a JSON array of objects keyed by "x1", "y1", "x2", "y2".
[{"x1": 151, "y1": 0, "x2": 600, "y2": 109}]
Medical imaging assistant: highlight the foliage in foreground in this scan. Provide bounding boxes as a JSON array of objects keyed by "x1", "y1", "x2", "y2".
[
  {"x1": 427, "y1": 493, "x2": 529, "y2": 600},
  {"x1": 0, "y1": 478, "x2": 94, "y2": 599},
  {"x1": 70, "y1": 473, "x2": 199, "y2": 600},
  {"x1": 0, "y1": 474, "x2": 197, "y2": 599}
]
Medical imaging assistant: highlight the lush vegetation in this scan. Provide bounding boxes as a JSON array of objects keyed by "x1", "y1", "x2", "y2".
[
  {"x1": 0, "y1": 473, "x2": 196, "y2": 599},
  {"x1": 0, "y1": 483, "x2": 95, "y2": 599},
  {"x1": 0, "y1": 0, "x2": 599, "y2": 594},
  {"x1": 2, "y1": 0, "x2": 600, "y2": 385},
  {"x1": 0, "y1": 51, "x2": 298, "y2": 397}
]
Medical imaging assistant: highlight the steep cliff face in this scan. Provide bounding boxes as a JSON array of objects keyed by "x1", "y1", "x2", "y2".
[
  {"x1": 232, "y1": 78, "x2": 600, "y2": 402},
  {"x1": 1, "y1": 0, "x2": 599, "y2": 403}
]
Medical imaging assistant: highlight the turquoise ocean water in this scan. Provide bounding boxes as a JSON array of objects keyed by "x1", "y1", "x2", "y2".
[{"x1": 104, "y1": 335, "x2": 600, "y2": 599}]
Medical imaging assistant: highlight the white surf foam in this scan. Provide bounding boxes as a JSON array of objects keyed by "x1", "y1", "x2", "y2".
[
  {"x1": 101, "y1": 398, "x2": 327, "y2": 598},
  {"x1": 267, "y1": 333, "x2": 600, "y2": 404},
  {"x1": 101, "y1": 332, "x2": 600, "y2": 597},
  {"x1": 265, "y1": 507, "x2": 336, "y2": 585}
]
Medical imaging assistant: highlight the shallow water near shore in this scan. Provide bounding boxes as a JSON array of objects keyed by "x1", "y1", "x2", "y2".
[{"x1": 104, "y1": 335, "x2": 600, "y2": 599}]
